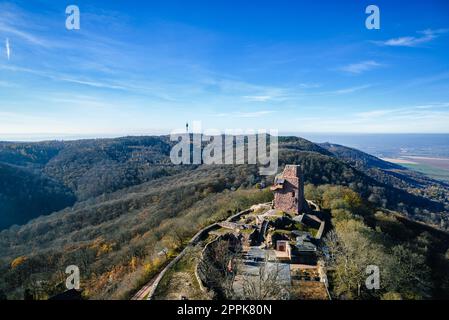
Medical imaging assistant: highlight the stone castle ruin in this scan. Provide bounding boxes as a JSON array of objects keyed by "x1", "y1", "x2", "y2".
[{"x1": 271, "y1": 165, "x2": 309, "y2": 214}]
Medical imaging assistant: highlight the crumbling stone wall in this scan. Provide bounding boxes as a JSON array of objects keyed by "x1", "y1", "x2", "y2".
[{"x1": 273, "y1": 165, "x2": 308, "y2": 214}]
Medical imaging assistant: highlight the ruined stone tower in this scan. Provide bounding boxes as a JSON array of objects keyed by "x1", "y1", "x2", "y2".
[{"x1": 271, "y1": 165, "x2": 309, "y2": 214}]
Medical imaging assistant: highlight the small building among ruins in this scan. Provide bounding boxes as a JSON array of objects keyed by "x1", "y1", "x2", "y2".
[{"x1": 271, "y1": 165, "x2": 309, "y2": 215}]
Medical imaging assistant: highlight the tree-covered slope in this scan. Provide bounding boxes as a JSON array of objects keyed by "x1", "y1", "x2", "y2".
[
  {"x1": 0, "y1": 135, "x2": 448, "y2": 299},
  {"x1": 0, "y1": 135, "x2": 447, "y2": 230},
  {"x1": 319, "y1": 142, "x2": 403, "y2": 170},
  {"x1": 0, "y1": 162, "x2": 76, "y2": 229}
]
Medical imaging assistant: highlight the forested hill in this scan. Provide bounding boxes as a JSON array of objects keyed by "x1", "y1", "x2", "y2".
[
  {"x1": 0, "y1": 162, "x2": 75, "y2": 229},
  {"x1": 319, "y1": 142, "x2": 403, "y2": 170},
  {"x1": 0, "y1": 135, "x2": 448, "y2": 299},
  {"x1": 0, "y1": 135, "x2": 448, "y2": 230}
]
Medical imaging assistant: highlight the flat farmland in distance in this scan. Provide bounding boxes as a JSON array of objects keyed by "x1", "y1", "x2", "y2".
[
  {"x1": 383, "y1": 157, "x2": 449, "y2": 183},
  {"x1": 403, "y1": 156, "x2": 449, "y2": 171}
]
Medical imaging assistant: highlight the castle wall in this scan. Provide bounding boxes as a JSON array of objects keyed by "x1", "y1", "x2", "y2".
[{"x1": 273, "y1": 165, "x2": 307, "y2": 214}]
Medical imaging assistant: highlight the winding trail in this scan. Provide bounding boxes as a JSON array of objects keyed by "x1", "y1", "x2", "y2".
[
  {"x1": 131, "y1": 207, "x2": 258, "y2": 300},
  {"x1": 131, "y1": 276, "x2": 158, "y2": 300}
]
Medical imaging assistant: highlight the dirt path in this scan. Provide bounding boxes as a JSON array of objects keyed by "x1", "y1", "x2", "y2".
[
  {"x1": 131, "y1": 207, "x2": 261, "y2": 300},
  {"x1": 131, "y1": 275, "x2": 159, "y2": 300}
]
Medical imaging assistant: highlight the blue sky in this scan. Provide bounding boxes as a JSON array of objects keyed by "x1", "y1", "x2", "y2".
[{"x1": 0, "y1": 0, "x2": 449, "y2": 139}]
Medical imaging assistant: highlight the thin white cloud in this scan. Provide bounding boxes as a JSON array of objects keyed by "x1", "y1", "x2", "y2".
[
  {"x1": 295, "y1": 103, "x2": 449, "y2": 133},
  {"x1": 339, "y1": 60, "x2": 382, "y2": 74},
  {"x1": 355, "y1": 102, "x2": 449, "y2": 119},
  {"x1": 0, "y1": 64, "x2": 130, "y2": 91},
  {"x1": 0, "y1": 3, "x2": 64, "y2": 48},
  {"x1": 375, "y1": 29, "x2": 448, "y2": 47},
  {"x1": 297, "y1": 83, "x2": 321, "y2": 89},
  {"x1": 330, "y1": 84, "x2": 372, "y2": 95},
  {"x1": 5, "y1": 37, "x2": 10, "y2": 60},
  {"x1": 243, "y1": 95, "x2": 275, "y2": 102},
  {"x1": 215, "y1": 110, "x2": 275, "y2": 118},
  {"x1": 0, "y1": 22, "x2": 48, "y2": 47},
  {"x1": 57, "y1": 77, "x2": 128, "y2": 90},
  {"x1": 405, "y1": 71, "x2": 449, "y2": 87},
  {"x1": 239, "y1": 82, "x2": 321, "y2": 102},
  {"x1": 356, "y1": 109, "x2": 393, "y2": 118},
  {"x1": 412, "y1": 102, "x2": 449, "y2": 110}
]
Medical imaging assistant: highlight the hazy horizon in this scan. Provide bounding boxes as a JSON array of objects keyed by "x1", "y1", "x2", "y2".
[{"x1": 1, "y1": 131, "x2": 448, "y2": 142}]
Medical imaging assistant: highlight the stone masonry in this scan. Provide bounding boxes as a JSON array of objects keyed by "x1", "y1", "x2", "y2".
[{"x1": 271, "y1": 165, "x2": 309, "y2": 214}]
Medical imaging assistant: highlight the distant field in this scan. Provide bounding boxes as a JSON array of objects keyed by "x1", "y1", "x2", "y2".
[
  {"x1": 404, "y1": 156, "x2": 449, "y2": 170},
  {"x1": 383, "y1": 157, "x2": 449, "y2": 182},
  {"x1": 381, "y1": 158, "x2": 418, "y2": 165},
  {"x1": 401, "y1": 163, "x2": 449, "y2": 182}
]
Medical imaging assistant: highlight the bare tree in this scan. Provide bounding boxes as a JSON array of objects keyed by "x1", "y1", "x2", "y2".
[
  {"x1": 241, "y1": 261, "x2": 290, "y2": 300},
  {"x1": 198, "y1": 238, "x2": 240, "y2": 299},
  {"x1": 321, "y1": 230, "x2": 343, "y2": 266},
  {"x1": 169, "y1": 220, "x2": 191, "y2": 248}
]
